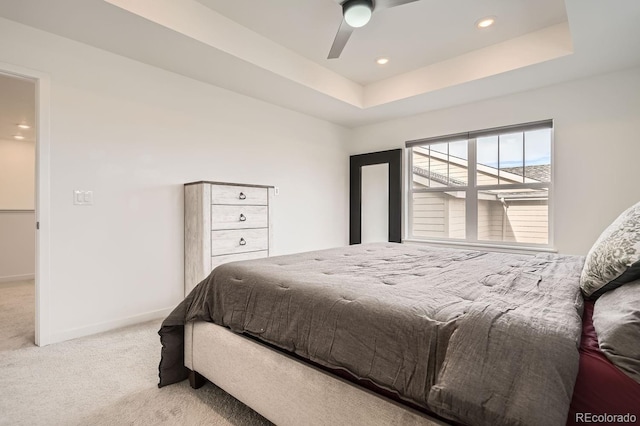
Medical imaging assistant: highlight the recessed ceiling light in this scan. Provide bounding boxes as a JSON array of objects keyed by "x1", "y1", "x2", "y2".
[
  {"x1": 476, "y1": 16, "x2": 496, "y2": 29},
  {"x1": 376, "y1": 57, "x2": 389, "y2": 65},
  {"x1": 17, "y1": 123, "x2": 31, "y2": 129},
  {"x1": 13, "y1": 135, "x2": 25, "y2": 140}
]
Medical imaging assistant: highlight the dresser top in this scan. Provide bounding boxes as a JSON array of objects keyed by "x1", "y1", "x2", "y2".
[{"x1": 185, "y1": 181, "x2": 274, "y2": 189}]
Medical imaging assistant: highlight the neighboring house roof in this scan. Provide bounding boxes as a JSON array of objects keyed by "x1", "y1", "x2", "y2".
[
  {"x1": 413, "y1": 146, "x2": 550, "y2": 185},
  {"x1": 412, "y1": 166, "x2": 466, "y2": 186},
  {"x1": 413, "y1": 162, "x2": 550, "y2": 202},
  {"x1": 412, "y1": 164, "x2": 550, "y2": 188},
  {"x1": 501, "y1": 165, "x2": 550, "y2": 182}
]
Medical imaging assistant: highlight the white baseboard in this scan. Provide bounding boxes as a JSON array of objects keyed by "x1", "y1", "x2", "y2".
[
  {"x1": 50, "y1": 306, "x2": 174, "y2": 344},
  {"x1": 0, "y1": 273, "x2": 35, "y2": 284}
]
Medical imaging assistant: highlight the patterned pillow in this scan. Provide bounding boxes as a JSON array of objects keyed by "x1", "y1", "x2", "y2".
[{"x1": 580, "y1": 201, "x2": 640, "y2": 299}]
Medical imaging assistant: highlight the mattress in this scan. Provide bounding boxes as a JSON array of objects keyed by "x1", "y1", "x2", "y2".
[{"x1": 160, "y1": 242, "x2": 585, "y2": 426}]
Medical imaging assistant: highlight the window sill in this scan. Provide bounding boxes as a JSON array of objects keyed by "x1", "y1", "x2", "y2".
[{"x1": 403, "y1": 239, "x2": 558, "y2": 255}]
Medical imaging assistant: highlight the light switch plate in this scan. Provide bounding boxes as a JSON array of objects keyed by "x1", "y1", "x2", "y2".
[{"x1": 74, "y1": 190, "x2": 93, "y2": 205}]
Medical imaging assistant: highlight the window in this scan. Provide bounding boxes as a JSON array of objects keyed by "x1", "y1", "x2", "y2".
[{"x1": 406, "y1": 120, "x2": 552, "y2": 248}]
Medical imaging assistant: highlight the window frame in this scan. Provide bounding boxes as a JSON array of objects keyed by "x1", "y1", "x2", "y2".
[{"x1": 405, "y1": 120, "x2": 554, "y2": 252}]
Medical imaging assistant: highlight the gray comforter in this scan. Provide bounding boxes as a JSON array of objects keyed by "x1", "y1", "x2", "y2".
[{"x1": 159, "y1": 243, "x2": 585, "y2": 426}]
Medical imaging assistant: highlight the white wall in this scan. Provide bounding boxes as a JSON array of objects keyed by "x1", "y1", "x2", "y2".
[
  {"x1": 0, "y1": 18, "x2": 350, "y2": 342},
  {"x1": 0, "y1": 211, "x2": 35, "y2": 282},
  {"x1": 0, "y1": 138, "x2": 35, "y2": 281},
  {"x1": 0, "y1": 138, "x2": 35, "y2": 210},
  {"x1": 350, "y1": 66, "x2": 640, "y2": 256}
]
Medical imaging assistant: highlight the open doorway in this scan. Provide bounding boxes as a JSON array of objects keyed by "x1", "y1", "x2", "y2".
[{"x1": 0, "y1": 72, "x2": 36, "y2": 349}]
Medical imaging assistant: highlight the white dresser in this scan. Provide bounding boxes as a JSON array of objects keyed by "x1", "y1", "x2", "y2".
[{"x1": 184, "y1": 181, "x2": 273, "y2": 295}]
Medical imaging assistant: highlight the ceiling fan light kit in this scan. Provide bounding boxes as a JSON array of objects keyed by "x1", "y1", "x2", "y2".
[
  {"x1": 343, "y1": 0, "x2": 373, "y2": 28},
  {"x1": 328, "y1": 0, "x2": 420, "y2": 59}
]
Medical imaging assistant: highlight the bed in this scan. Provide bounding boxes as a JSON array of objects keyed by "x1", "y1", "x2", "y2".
[
  {"x1": 160, "y1": 198, "x2": 640, "y2": 425},
  {"x1": 160, "y1": 242, "x2": 595, "y2": 425}
]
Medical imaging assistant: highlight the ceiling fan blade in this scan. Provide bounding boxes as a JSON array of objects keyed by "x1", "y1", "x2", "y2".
[
  {"x1": 328, "y1": 19, "x2": 355, "y2": 59},
  {"x1": 374, "y1": 0, "x2": 420, "y2": 12}
]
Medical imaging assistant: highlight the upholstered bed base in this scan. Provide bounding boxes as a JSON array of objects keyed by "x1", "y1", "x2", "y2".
[{"x1": 184, "y1": 321, "x2": 446, "y2": 426}]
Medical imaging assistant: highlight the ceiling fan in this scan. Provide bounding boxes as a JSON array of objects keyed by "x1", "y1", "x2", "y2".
[{"x1": 328, "y1": 0, "x2": 421, "y2": 59}]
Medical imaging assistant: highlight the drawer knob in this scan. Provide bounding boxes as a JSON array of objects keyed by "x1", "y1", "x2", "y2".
[
  {"x1": 239, "y1": 213, "x2": 247, "y2": 222},
  {"x1": 239, "y1": 192, "x2": 246, "y2": 200},
  {"x1": 239, "y1": 238, "x2": 247, "y2": 246}
]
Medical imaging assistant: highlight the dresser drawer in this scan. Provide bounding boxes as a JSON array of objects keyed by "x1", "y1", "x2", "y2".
[
  {"x1": 211, "y1": 228, "x2": 269, "y2": 256},
  {"x1": 211, "y1": 184, "x2": 267, "y2": 205},
  {"x1": 211, "y1": 205, "x2": 267, "y2": 230},
  {"x1": 211, "y1": 250, "x2": 268, "y2": 270}
]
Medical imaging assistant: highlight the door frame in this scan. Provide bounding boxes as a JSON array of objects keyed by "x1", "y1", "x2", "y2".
[
  {"x1": 1, "y1": 61, "x2": 52, "y2": 346},
  {"x1": 349, "y1": 149, "x2": 402, "y2": 244}
]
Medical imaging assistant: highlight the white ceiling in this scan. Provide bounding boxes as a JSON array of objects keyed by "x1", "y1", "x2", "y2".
[
  {"x1": 0, "y1": 73, "x2": 36, "y2": 143},
  {"x1": 197, "y1": 0, "x2": 569, "y2": 85},
  {"x1": 0, "y1": 0, "x2": 639, "y2": 128}
]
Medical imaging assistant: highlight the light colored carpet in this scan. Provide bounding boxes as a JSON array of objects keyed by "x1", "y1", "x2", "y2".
[
  {"x1": 0, "y1": 282, "x2": 272, "y2": 426},
  {"x1": 0, "y1": 280, "x2": 36, "y2": 351}
]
